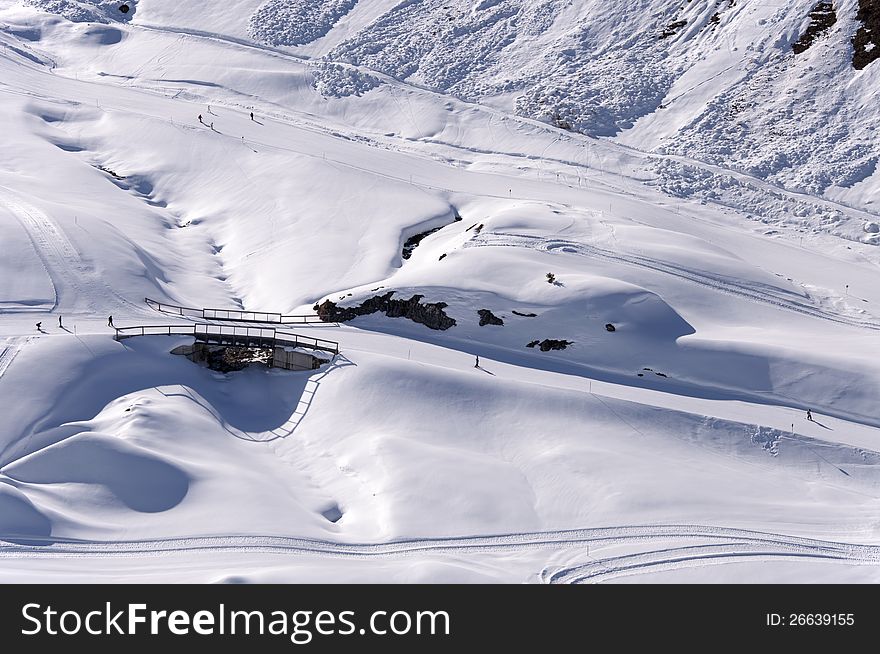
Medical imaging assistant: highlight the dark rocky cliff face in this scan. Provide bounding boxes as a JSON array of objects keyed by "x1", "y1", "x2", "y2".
[
  {"x1": 853, "y1": 0, "x2": 880, "y2": 69},
  {"x1": 792, "y1": 2, "x2": 837, "y2": 55},
  {"x1": 316, "y1": 292, "x2": 457, "y2": 330}
]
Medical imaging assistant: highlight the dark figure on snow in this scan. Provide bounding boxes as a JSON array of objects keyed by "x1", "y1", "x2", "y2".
[
  {"x1": 475, "y1": 355, "x2": 480, "y2": 368},
  {"x1": 250, "y1": 112, "x2": 254, "y2": 121},
  {"x1": 35, "y1": 322, "x2": 42, "y2": 331},
  {"x1": 807, "y1": 409, "x2": 813, "y2": 421},
  {"x1": 58, "y1": 315, "x2": 62, "y2": 328},
  {"x1": 108, "y1": 315, "x2": 114, "y2": 327}
]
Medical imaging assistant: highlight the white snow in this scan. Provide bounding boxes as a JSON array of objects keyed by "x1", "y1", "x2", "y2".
[
  {"x1": 248, "y1": 0, "x2": 357, "y2": 47},
  {"x1": 0, "y1": 0, "x2": 879, "y2": 583}
]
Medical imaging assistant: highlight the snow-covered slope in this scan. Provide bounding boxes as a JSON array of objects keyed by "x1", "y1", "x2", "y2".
[{"x1": 0, "y1": 0, "x2": 879, "y2": 583}]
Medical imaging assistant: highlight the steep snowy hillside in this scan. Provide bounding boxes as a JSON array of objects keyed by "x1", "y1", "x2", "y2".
[
  {"x1": 24, "y1": 1, "x2": 880, "y2": 221},
  {"x1": 0, "y1": 0, "x2": 879, "y2": 583}
]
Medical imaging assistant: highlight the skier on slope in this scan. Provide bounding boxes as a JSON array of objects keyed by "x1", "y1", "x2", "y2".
[
  {"x1": 806, "y1": 409, "x2": 813, "y2": 421},
  {"x1": 198, "y1": 114, "x2": 203, "y2": 124},
  {"x1": 108, "y1": 315, "x2": 114, "y2": 327},
  {"x1": 35, "y1": 322, "x2": 42, "y2": 331},
  {"x1": 250, "y1": 111, "x2": 254, "y2": 121}
]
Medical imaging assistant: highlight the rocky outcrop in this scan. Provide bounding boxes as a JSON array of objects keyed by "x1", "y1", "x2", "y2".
[
  {"x1": 792, "y1": 2, "x2": 836, "y2": 55},
  {"x1": 316, "y1": 292, "x2": 456, "y2": 330},
  {"x1": 527, "y1": 339, "x2": 573, "y2": 352},
  {"x1": 605, "y1": 323, "x2": 617, "y2": 332},
  {"x1": 190, "y1": 343, "x2": 270, "y2": 373},
  {"x1": 853, "y1": 0, "x2": 880, "y2": 69},
  {"x1": 402, "y1": 213, "x2": 462, "y2": 260},
  {"x1": 512, "y1": 310, "x2": 537, "y2": 318},
  {"x1": 478, "y1": 309, "x2": 504, "y2": 326},
  {"x1": 402, "y1": 226, "x2": 442, "y2": 260},
  {"x1": 658, "y1": 20, "x2": 686, "y2": 40}
]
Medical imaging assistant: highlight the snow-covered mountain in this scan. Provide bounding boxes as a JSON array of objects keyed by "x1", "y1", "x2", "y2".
[{"x1": 0, "y1": 0, "x2": 879, "y2": 583}]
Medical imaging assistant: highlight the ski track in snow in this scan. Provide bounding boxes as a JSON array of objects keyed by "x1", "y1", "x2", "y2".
[
  {"x1": 0, "y1": 188, "x2": 61, "y2": 312},
  {"x1": 2, "y1": 524, "x2": 879, "y2": 584},
  {"x1": 0, "y1": 186, "x2": 83, "y2": 311},
  {"x1": 466, "y1": 232, "x2": 880, "y2": 331},
  {"x1": 0, "y1": 186, "x2": 144, "y2": 315},
  {"x1": 543, "y1": 542, "x2": 867, "y2": 584},
  {"x1": 0, "y1": 337, "x2": 25, "y2": 379}
]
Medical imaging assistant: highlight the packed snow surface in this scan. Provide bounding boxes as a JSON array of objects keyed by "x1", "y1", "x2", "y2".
[{"x1": 0, "y1": 0, "x2": 879, "y2": 582}]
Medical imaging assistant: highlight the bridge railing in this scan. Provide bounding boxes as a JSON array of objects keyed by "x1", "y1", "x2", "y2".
[
  {"x1": 114, "y1": 325, "x2": 197, "y2": 340},
  {"x1": 144, "y1": 299, "x2": 200, "y2": 318},
  {"x1": 194, "y1": 324, "x2": 277, "y2": 341},
  {"x1": 115, "y1": 323, "x2": 340, "y2": 355},
  {"x1": 276, "y1": 331, "x2": 340, "y2": 355},
  {"x1": 203, "y1": 308, "x2": 284, "y2": 323},
  {"x1": 146, "y1": 298, "x2": 323, "y2": 324}
]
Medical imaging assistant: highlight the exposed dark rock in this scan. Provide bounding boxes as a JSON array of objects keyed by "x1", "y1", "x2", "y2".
[
  {"x1": 477, "y1": 309, "x2": 504, "y2": 326},
  {"x1": 190, "y1": 343, "x2": 270, "y2": 373},
  {"x1": 709, "y1": 12, "x2": 720, "y2": 25},
  {"x1": 605, "y1": 323, "x2": 616, "y2": 332},
  {"x1": 512, "y1": 310, "x2": 537, "y2": 318},
  {"x1": 403, "y1": 226, "x2": 442, "y2": 259},
  {"x1": 97, "y1": 165, "x2": 125, "y2": 180},
  {"x1": 792, "y1": 2, "x2": 836, "y2": 55},
  {"x1": 401, "y1": 211, "x2": 462, "y2": 259},
  {"x1": 637, "y1": 373, "x2": 645, "y2": 377},
  {"x1": 526, "y1": 339, "x2": 573, "y2": 352},
  {"x1": 658, "y1": 19, "x2": 687, "y2": 39},
  {"x1": 439, "y1": 253, "x2": 447, "y2": 260},
  {"x1": 316, "y1": 292, "x2": 456, "y2": 330},
  {"x1": 656, "y1": 372, "x2": 668, "y2": 378},
  {"x1": 119, "y1": 4, "x2": 130, "y2": 14},
  {"x1": 853, "y1": 0, "x2": 880, "y2": 69},
  {"x1": 401, "y1": 213, "x2": 462, "y2": 260}
]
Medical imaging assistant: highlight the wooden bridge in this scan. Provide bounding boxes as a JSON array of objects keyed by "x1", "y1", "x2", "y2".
[
  {"x1": 145, "y1": 298, "x2": 325, "y2": 325},
  {"x1": 114, "y1": 323, "x2": 340, "y2": 355}
]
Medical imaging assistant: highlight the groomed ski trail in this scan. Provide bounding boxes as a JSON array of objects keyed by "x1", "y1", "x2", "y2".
[
  {"x1": 2, "y1": 524, "x2": 879, "y2": 584},
  {"x1": 466, "y1": 232, "x2": 880, "y2": 331},
  {"x1": 543, "y1": 542, "x2": 871, "y2": 584},
  {"x1": 0, "y1": 337, "x2": 26, "y2": 380}
]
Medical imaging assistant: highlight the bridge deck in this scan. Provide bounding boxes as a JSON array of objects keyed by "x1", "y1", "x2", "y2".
[{"x1": 114, "y1": 324, "x2": 339, "y2": 355}]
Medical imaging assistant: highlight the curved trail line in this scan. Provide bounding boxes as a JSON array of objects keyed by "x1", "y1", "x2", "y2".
[
  {"x1": 466, "y1": 232, "x2": 880, "y2": 331},
  {"x1": 544, "y1": 542, "x2": 870, "y2": 584},
  {"x1": 0, "y1": 187, "x2": 66, "y2": 311},
  {"x1": 0, "y1": 186, "x2": 140, "y2": 314},
  {"x1": 0, "y1": 337, "x2": 26, "y2": 380},
  {"x1": 2, "y1": 525, "x2": 879, "y2": 585}
]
